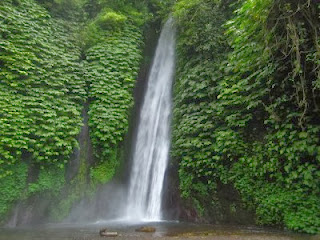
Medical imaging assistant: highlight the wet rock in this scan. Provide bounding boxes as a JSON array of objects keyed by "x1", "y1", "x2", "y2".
[
  {"x1": 135, "y1": 226, "x2": 156, "y2": 232},
  {"x1": 99, "y1": 228, "x2": 118, "y2": 237}
]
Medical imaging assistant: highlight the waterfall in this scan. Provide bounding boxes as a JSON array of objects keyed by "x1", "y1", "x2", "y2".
[{"x1": 125, "y1": 17, "x2": 176, "y2": 221}]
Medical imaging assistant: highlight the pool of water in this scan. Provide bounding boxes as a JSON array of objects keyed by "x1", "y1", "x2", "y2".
[{"x1": 0, "y1": 221, "x2": 317, "y2": 240}]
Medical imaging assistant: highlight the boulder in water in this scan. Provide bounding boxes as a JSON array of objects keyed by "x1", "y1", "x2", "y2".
[
  {"x1": 99, "y1": 228, "x2": 118, "y2": 237},
  {"x1": 135, "y1": 226, "x2": 156, "y2": 232}
]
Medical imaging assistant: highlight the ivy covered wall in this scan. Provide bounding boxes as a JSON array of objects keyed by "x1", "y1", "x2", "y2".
[
  {"x1": 172, "y1": 0, "x2": 320, "y2": 234},
  {"x1": 0, "y1": 0, "x2": 147, "y2": 223}
]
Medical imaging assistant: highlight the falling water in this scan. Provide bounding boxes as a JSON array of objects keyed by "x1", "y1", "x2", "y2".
[{"x1": 125, "y1": 17, "x2": 176, "y2": 221}]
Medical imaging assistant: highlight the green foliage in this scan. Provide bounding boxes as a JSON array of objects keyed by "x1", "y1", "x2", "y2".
[
  {"x1": 0, "y1": 0, "x2": 86, "y2": 220},
  {"x1": 0, "y1": 0, "x2": 85, "y2": 179},
  {"x1": 90, "y1": 148, "x2": 118, "y2": 185},
  {"x1": 84, "y1": 0, "x2": 150, "y2": 26},
  {"x1": 82, "y1": 1, "x2": 149, "y2": 50},
  {"x1": 35, "y1": 0, "x2": 87, "y2": 20},
  {"x1": 0, "y1": 0, "x2": 146, "y2": 221},
  {"x1": 85, "y1": 23, "x2": 143, "y2": 170},
  {"x1": 173, "y1": 0, "x2": 320, "y2": 233},
  {"x1": 172, "y1": 0, "x2": 232, "y2": 208},
  {"x1": 147, "y1": 0, "x2": 175, "y2": 21},
  {"x1": 49, "y1": 192, "x2": 80, "y2": 220},
  {"x1": 49, "y1": 127, "x2": 94, "y2": 221},
  {"x1": 28, "y1": 166, "x2": 65, "y2": 195},
  {"x1": 0, "y1": 163, "x2": 28, "y2": 217},
  {"x1": 173, "y1": 0, "x2": 201, "y2": 19},
  {"x1": 95, "y1": 9, "x2": 127, "y2": 30},
  {"x1": 220, "y1": 0, "x2": 320, "y2": 233}
]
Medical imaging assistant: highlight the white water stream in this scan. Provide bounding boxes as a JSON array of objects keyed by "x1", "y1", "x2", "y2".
[{"x1": 125, "y1": 18, "x2": 176, "y2": 221}]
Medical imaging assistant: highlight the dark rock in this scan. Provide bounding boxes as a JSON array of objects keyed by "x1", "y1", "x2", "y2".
[{"x1": 179, "y1": 182, "x2": 255, "y2": 225}]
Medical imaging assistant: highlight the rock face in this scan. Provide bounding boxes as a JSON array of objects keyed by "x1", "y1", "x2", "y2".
[
  {"x1": 161, "y1": 159, "x2": 182, "y2": 220},
  {"x1": 179, "y1": 182, "x2": 255, "y2": 225},
  {"x1": 135, "y1": 226, "x2": 156, "y2": 233}
]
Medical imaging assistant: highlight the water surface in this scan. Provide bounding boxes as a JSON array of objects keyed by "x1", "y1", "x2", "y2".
[{"x1": 0, "y1": 221, "x2": 316, "y2": 240}]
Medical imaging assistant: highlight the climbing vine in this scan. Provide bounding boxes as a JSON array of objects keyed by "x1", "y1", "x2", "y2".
[
  {"x1": 0, "y1": 0, "x2": 147, "y2": 221},
  {"x1": 83, "y1": 1, "x2": 145, "y2": 184},
  {"x1": 172, "y1": 0, "x2": 320, "y2": 233},
  {"x1": 0, "y1": 0, "x2": 85, "y2": 220}
]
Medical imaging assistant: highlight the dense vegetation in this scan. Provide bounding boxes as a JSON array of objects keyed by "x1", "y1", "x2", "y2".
[
  {"x1": 84, "y1": 3, "x2": 146, "y2": 185},
  {"x1": 0, "y1": 0, "x2": 319, "y2": 234},
  {"x1": 0, "y1": 0, "x2": 146, "y2": 222},
  {"x1": 172, "y1": 0, "x2": 320, "y2": 234},
  {"x1": 0, "y1": 0, "x2": 84, "y2": 219}
]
